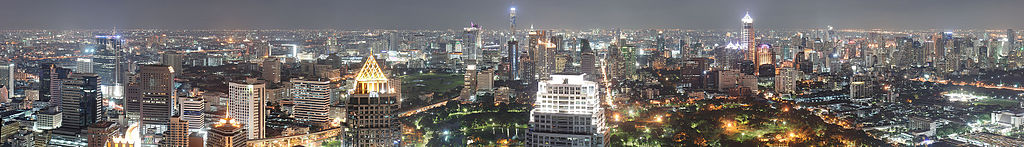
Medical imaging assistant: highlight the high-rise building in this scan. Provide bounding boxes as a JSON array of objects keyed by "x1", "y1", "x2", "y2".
[
  {"x1": 506, "y1": 7, "x2": 521, "y2": 80},
  {"x1": 40, "y1": 63, "x2": 71, "y2": 109},
  {"x1": 76, "y1": 58, "x2": 94, "y2": 73},
  {"x1": 464, "y1": 23, "x2": 483, "y2": 62},
  {"x1": 161, "y1": 116, "x2": 189, "y2": 147},
  {"x1": 346, "y1": 55, "x2": 401, "y2": 146},
  {"x1": 161, "y1": 52, "x2": 184, "y2": 75},
  {"x1": 579, "y1": 39, "x2": 596, "y2": 79},
  {"x1": 179, "y1": 96, "x2": 205, "y2": 132},
  {"x1": 125, "y1": 65, "x2": 175, "y2": 135},
  {"x1": 526, "y1": 74, "x2": 607, "y2": 146},
  {"x1": 741, "y1": 11, "x2": 756, "y2": 61},
  {"x1": 262, "y1": 58, "x2": 281, "y2": 83},
  {"x1": 228, "y1": 78, "x2": 267, "y2": 139},
  {"x1": 94, "y1": 35, "x2": 126, "y2": 86},
  {"x1": 58, "y1": 73, "x2": 103, "y2": 131},
  {"x1": 290, "y1": 77, "x2": 331, "y2": 124},
  {"x1": 0, "y1": 62, "x2": 14, "y2": 98},
  {"x1": 207, "y1": 117, "x2": 247, "y2": 147}
]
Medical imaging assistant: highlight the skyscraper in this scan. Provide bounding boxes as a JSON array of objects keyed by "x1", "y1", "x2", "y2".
[
  {"x1": 290, "y1": 77, "x2": 331, "y2": 124},
  {"x1": 0, "y1": 62, "x2": 13, "y2": 99},
  {"x1": 50, "y1": 73, "x2": 103, "y2": 147},
  {"x1": 346, "y1": 55, "x2": 401, "y2": 146},
  {"x1": 228, "y1": 79, "x2": 267, "y2": 139},
  {"x1": 464, "y1": 23, "x2": 482, "y2": 62},
  {"x1": 161, "y1": 52, "x2": 183, "y2": 75},
  {"x1": 506, "y1": 7, "x2": 521, "y2": 80},
  {"x1": 208, "y1": 117, "x2": 247, "y2": 147},
  {"x1": 179, "y1": 96, "x2": 205, "y2": 132},
  {"x1": 262, "y1": 58, "x2": 282, "y2": 84},
  {"x1": 40, "y1": 63, "x2": 71, "y2": 110},
  {"x1": 580, "y1": 39, "x2": 596, "y2": 79},
  {"x1": 741, "y1": 11, "x2": 756, "y2": 61},
  {"x1": 94, "y1": 35, "x2": 126, "y2": 86},
  {"x1": 526, "y1": 74, "x2": 607, "y2": 146},
  {"x1": 58, "y1": 73, "x2": 103, "y2": 131},
  {"x1": 125, "y1": 65, "x2": 175, "y2": 135}
]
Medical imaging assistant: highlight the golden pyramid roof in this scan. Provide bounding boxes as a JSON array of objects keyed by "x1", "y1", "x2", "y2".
[{"x1": 355, "y1": 55, "x2": 388, "y2": 83}]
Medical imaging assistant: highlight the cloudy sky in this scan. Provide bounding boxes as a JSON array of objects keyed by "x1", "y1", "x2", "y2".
[{"x1": 0, "y1": 0, "x2": 1021, "y2": 30}]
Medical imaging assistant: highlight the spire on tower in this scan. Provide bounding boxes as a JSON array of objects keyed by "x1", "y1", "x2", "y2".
[{"x1": 742, "y1": 11, "x2": 753, "y2": 23}]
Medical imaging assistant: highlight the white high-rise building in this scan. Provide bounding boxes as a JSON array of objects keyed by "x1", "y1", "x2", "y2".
[
  {"x1": 290, "y1": 78, "x2": 331, "y2": 124},
  {"x1": 179, "y1": 96, "x2": 205, "y2": 132},
  {"x1": 526, "y1": 74, "x2": 607, "y2": 146},
  {"x1": 228, "y1": 79, "x2": 267, "y2": 139}
]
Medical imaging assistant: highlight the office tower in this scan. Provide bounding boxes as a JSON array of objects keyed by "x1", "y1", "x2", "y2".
[
  {"x1": 346, "y1": 55, "x2": 401, "y2": 146},
  {"x1": 179, "y1": 96, "x2": 204, "y2": 132},
  {"x1": 1010, "y1": 29, "x2": 1017, "y2": 53},
  {"x1": 125, "y1": 65, "x2": 175, "y2": 133},
  {"x1": 161, "y1": 52, "x2": 183, "y2": 75},
  {"x1": 208, "y1": 117, "x2": 247, "y2": 147},
  {"x1": 741, "y1": 11, "x2": 756, "y2": 61},
  {"x1": 290, "y1": 78, "x2": 331, "y2": 124},
  {"x1": 774, "y1": 67, "x2": 801, "y2": 95},
  {"x1": 85, "y1": 121, "x2": 117, "y2": 147},
  {"x1": 161, "y1": 116, "x2": 189, "y2": 147},
  {"x1": 94, "y1": 35, "x2": 126, "y2": 86},
  {"x1": 0, "y1": 62, "x2": 13, "y2": 98},
  {"x1": 656, "y1": 31, "x2": 665, "y2": 52},
  {"x1": 526, "y1": 74, "x2": 607, "y2": 146},
  {"x1": 228, "y1": 79, "x2": 267, "y2": 139},
  {"x1": 477, "y1": 68, "x2": 494, "y2": 92},
  {"x1": 58, "y1": 73, "x2": 103, "y2": 131},
  {"x1": 462, "y1": 65, "x2": 479, "y2": 102},
  {"x1": 580, "y1": 39, "x2": 596, "y2": 79},
  {"x1": 262, "y1": 58, "x2": 281, "y2": 83},
  {"x1": 464, "y1": 23, "x2": 482, "y2": 62},
  {"x1": 40, "y1": 63, "x2": 71, "y2": 109},
  {"x1": 506, "y1": 7, "x2": 521, "y2": 80}
]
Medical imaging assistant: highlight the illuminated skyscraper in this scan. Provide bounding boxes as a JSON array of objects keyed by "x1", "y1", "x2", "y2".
[
  {"x1": 526, "y1": 74, "x2": 607, "y2": 147},
  {"x1": 464, "y1": 23, "x2": 482, "y2": 62},
  {"x1": 94, "y1": 35, "x2": 126, "y2": 86},
  {"x1": 346, "y1": 55, "x2": 401, "y2": 146},
  {"x1": 228, "y1": 79, "x2": 267, "y2": 139},
  {"x1": 506, "y1": 7, "x2": 521, "y2": 80},
  {"x1": 741, "y1": 11, "x2": 755, "y2": 61}
]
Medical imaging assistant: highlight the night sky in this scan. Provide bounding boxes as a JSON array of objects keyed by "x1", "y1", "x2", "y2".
[{"x1": 1, "y1": 0, "x2": 1021, "y2": 30}]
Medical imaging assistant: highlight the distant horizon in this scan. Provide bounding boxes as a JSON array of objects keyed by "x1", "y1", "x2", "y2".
[{"x1": 1, "y1": 0, "x2": 1023, "y2": 30}]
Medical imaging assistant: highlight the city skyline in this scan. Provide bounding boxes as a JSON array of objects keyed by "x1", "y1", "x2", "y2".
[
  {"x1": 2, "y1": 1, "x2": 1024, "y2": 146},
  {"x1": 1, "y1": 0, "x2": 1023, "y2": 30}
]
